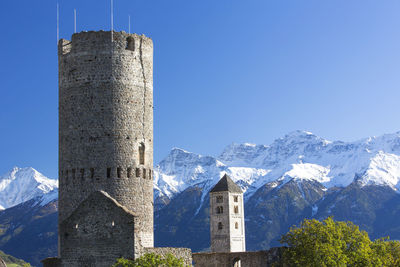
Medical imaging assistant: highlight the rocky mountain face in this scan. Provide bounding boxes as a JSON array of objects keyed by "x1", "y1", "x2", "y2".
[{"x1": 3, "y1": 131, "x2": 400, "y2": 265}]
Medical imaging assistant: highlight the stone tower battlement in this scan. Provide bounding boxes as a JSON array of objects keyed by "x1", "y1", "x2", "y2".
[{"x1": 58, "y1": 30, "x2": 154, "y2": 255}]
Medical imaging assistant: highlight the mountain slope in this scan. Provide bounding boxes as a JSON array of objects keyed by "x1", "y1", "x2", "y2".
[{"x1": 0, "y1": 196, "x2": 58, "y2": 267}]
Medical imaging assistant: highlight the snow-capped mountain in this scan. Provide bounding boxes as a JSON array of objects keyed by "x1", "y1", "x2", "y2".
[
  {"x1": 154, "y1": 130, "x2": 400, "y2": 207},
  {"x1": 0, "y1": 167, "x2": 58, "y2": 210}
]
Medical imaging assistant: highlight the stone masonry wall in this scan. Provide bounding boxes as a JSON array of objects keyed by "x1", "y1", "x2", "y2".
[
  {"x1": 58, "y1": 191, "x2": 137, "y2": 267},
  {"x1": 58, "y1": 30, "x2": 154, "y2": 256},
  {"x1": 210, "y1": 191, "x2": 231, "y2": 252},
  {"x1": 193, "y1": 248, "x2": 285, "y2": 267}
]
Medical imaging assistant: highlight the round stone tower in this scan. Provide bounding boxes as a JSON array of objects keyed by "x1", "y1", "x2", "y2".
[{"x1": 58, "y1": 31, "x2": 154, "y2": 248}]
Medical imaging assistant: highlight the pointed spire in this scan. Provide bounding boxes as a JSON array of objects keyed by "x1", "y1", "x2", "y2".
[{"x1": 210, "y1": 174, "x2": 242, "y2": 193}]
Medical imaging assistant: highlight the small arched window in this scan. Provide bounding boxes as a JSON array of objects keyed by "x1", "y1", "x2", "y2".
[
  {"x1": 216, "y1": 196, "x2": 223, "y2": 203},
  {"x1": 234, "y1": 206, "x2": 239, "y2": 214},
  {"x1": 216, "y1": 206, "x2": 223, "y2": 214},
  {"x1": 235, "y1": 222, "x2": 239, "y2": 229},
  {"x1": 139, "y1": 143, "x2": 145, "y2": 165},
  {"x1": 218, "y1": 222, "x2": 223, "y2": 230},
  {"x1": 233, "y1": 258, "x2": 241, "y2": 267}
]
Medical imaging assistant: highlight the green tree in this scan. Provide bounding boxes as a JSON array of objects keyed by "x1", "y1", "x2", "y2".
[
  {"x1": 280, "y1": 217, "x2": 400, "y2": 267},
  {"x1": 112, "y1": 253, "x2": 186, "y2": 267}
]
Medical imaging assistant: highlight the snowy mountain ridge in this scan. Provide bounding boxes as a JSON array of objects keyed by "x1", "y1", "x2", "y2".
[
  {"x1": 154, "y1": 130, "x2": 400, "y2": 202},
  {"x1": 0, "y1": 167, "x2": 58, "y2": 210}
]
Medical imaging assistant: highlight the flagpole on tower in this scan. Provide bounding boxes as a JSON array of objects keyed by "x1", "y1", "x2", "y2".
[
  {"x1": 111, "y1": 0, "x2": 114, "y2": 42},
  {"x1": 57, "y1": 2, "x2": 60, "y2": 43},
  {"x1": 74, "y1": 9, "x2": 77, "y2": 33},
  {"x1": 128, "y1": 15, "x2": 131, "y2": 34}
]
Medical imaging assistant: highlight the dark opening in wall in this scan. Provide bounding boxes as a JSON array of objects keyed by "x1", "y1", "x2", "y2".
[
  {"x1": 235, "y1": 222, "x2": 239, "y2": 229},
  {"x1": 216, "y1": 206, "x2": 223, "y2": 214},
  {"x1": 136, "y1": 168, "x2": 140, "y2": 177},
  {"x1": 126, "y1": 36, "x2": 135, "y2": 51},
  {"x1": 127, "y1": 167, "x2": 132, "y2": 178},
  {"x1": 139, "y1": 143, "x2": 145, "y2": 165},
  {"x1": 234, "y1": 196, "x2": 238, "y2": 202},
  {"x1": 143, "y1": 168, "x2": 146, "y2": 179},
  {"x1": 149, "y1": 170, "x2": 152, "y2": 180},
  {"x1": 72, "y1": 169, "x2": 76, "y2": 179},
  {"x1": 216, "y1": 196, "x2": 223, "y2": 203},
  {"x1": 90, "y1": 168, "x2": 94, "y2": 179},
  {"x1": 80, "y1": 169, "x2": 85, "y2": 179},
  {"x1": 107, "y1": 168, "x2": 111, "y2": 178},
  {"x1": 117, "y1": 167, "x2": 121, "y2": 178},
  {"x1": 218, "y1": 222, "x2": 223, "y2": 230},
  {"x1": 233, "y1": 258, "x2": 241, "y2": 267},
  {"x1": 234, "y1": 206, "x2": 239, "y2": 214}
]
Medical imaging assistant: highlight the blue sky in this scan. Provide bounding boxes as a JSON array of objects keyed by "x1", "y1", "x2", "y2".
[{"x1": 1, "y1": 0, "x2": 400, "y2": 178}]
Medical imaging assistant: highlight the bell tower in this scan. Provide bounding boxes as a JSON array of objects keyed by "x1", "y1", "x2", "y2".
[{"x1": 209, "y1": 174, "x2": 246, "y2": 252}]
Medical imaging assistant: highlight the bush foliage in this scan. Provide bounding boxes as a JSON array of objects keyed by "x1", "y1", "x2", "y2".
[
  {"x1": 113, "y1": 253, "x2": 186, "y2": 267},
  {"x1": 280, "y1": 217, "x2": 400, "y2": 267}
]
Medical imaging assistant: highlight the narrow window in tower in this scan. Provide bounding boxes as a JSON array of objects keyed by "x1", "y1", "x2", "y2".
[
  {"x1": 139, "y1": 143, "x2": 145, "y2": 165},
  {"x1": 235, "y1": 222, "x2": 239, "y2": 229},
  {"x1": 127, "y1": 167, "x2": 132, "y2": 178},
  {"x1": 90, "y1": 168, "x2": 94, "y2": 179},
  {"x1": 216, "y1": 206, "x2": 223, "y2": 214},
  {"x1": 117, "y1": 167, "x2": 121, "y2": 178},
  {"x1": 149, "y1": 169, "x2": 152, "y2": 180},
  {"x1": 107, "y1": 168, "x2": 111, "y2": 178},
  {"x1": 234, "y1": 196, "x2": 238, "y2": 202},
  {"x1": 142, "y1": 168, "x2": 146, "y2": 179},
  {"x1": 234, "y1": 206, "x2": 239, "y2": 214},
  {"x1": 136, "y1": 168, "x2": 141, "y2": 177},
  {"x1": 72, "y1": 169, "x2": 76, "y2": 179},
  {"x1": 218, "y1": 222, "x2": 223, "y2": 230},
  {"x1": 80, "y1": 169, "x2": 85, "y2": 179},
  {"x1": 216, "y1": 196, "x2": 223, "y2": 203}
]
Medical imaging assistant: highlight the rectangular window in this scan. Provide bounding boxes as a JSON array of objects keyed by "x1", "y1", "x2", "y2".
[
  {"x1": 117, "y1": 167, "x2": 121, "y2": 178},
  {"x1": 90, "y1": 168, "x2": 94, "y2": 179},
  {"x1": 107, "y1": 168, "x2": 111, "y2": 178},
  {"x1": 234, "y1": 196, "x2": 238, "y2": 202},
  {"x1": 127, "y1": 167, "x2": 132, "y2": 178},
  {"x1": 139, "y1": 143, "x2": 145, "y2": 165}
]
